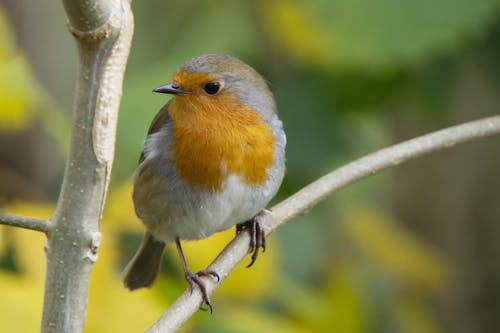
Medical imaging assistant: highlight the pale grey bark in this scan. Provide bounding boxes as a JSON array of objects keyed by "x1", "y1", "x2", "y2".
[
  {"x1": 0, "y1": 213, "x2": 48, "y2": 233},
  {"x1": 43, "y1": 0, "x2": 133, "y2": 332}
]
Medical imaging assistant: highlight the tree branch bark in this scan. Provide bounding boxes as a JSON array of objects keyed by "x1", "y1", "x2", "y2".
[
  {"x1": 39, "y1": 1, "x2": 134, "y2": 332},
  {"x1": 147, "y1": 115, "x2": 500, "y2": 333},
  {"x1": 0, "y1": 214, "x2": 48, "y2": 234}
]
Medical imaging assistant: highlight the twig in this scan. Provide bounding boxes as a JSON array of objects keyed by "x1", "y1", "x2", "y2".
[
  {"x1": 147, "y1": 115, "x2": 500, "y2": 333},
  {"x1": 0, "y1": 214, "x2": 49, "y2": 234}
]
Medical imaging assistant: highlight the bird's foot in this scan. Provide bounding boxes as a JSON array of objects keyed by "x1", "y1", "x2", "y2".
[
  {"x1": 237, "y1": 209, "x2": 269, "y2": 268},
  {"x1": 184, "y1": 269, "x2": 220, "y2": 313}
]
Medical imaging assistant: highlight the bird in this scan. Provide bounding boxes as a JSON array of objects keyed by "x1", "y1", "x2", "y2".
[{"x1": 122, "y1": 54, "x2": 286, "y2": 311}]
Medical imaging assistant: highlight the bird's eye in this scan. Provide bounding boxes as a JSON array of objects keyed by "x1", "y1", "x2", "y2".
[{"x1": 204, "y1": 82, "x2": 221, "y2": 95}]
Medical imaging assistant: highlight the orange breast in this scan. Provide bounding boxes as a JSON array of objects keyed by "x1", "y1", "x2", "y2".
[{"x1": 168, "y1": 93, "x2": 275, "y2": 192}]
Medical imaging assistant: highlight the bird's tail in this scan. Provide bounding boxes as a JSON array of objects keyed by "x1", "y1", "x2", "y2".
[{"x1": 122, "y1": 232, "x2": 166, "y2": 290}]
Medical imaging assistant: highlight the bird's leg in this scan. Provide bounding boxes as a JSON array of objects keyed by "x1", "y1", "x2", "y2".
[
  {"x1": 236, "y1": 209, "x2": 269, "y2": 268},
  {"x1": 175, "y1": 238, "x2": 220, "y2": 313}
]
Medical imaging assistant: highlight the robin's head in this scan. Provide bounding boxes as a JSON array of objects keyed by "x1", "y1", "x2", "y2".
[
  {"x1": 152, "y1": 54, "x2": 279, "y2": 192},
  {"x1": 153, "y1": 54, "x2": 276, "y2": 120}
]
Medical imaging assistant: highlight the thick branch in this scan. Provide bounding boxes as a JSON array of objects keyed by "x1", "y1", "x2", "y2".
[
  {"x1": 62, "y1": 0, "x2": 114, "y2": 32},
  {"x1": 147, "y1": 115, "x2": 500, "y2": 333},
  {"x1": 40, "y1": 1, "x2": 134, "y2": 332},
  {"x1": 0, "y1": 214, "x2": 48, "y2": 234}
]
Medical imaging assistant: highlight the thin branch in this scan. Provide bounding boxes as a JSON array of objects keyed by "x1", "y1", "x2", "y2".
[
  {"x1": 0, "y1": 214, "x2": 48, "y2": 234},
  {"x1": 147, "y1": 114, "x2": 500, "y2": 333}
]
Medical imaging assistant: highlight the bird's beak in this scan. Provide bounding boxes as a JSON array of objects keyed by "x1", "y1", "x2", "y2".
[{"x1": 152, "y1": 83, "x2": 187, "y2": 95}]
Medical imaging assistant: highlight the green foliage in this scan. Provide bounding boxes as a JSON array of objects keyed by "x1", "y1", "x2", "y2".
[{"x1": 265, "y1": 0, "x2": 500, "y2": 71}]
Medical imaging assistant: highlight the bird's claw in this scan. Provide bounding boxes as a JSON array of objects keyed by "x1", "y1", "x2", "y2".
[
  {"x1": 185, "y1": 269, "x2": 220, "y2": 313},
  {"x1": 237, "y1": 210, "x2": 268, "y2": 268}
]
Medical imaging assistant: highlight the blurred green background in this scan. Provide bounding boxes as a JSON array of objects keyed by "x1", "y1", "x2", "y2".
[{"x1": 1, "y1": 0, "x2": 500, "y2": 332}]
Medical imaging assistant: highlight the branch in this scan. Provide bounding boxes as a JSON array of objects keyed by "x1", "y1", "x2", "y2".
[
  {"x1": 62, "y1": 0, "x2": 114, "y2": 32},
  {"x1": 40, "y1": 0, "x2": 134, "y2": 332},
  {"x1": 0, "y1": 214, "x2": 48, "y2": 234},
  {"x1": 147, "y1": 115, "x2": 500, "y2": 333}
]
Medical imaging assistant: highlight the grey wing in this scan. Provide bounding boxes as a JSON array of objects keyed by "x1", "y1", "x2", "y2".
[
  {"x1": 133, "y1": 101, "x2": 175, "y2": 230},
  {"x1": 138, "y1": 101, "x2": 172, "y2": 164}
]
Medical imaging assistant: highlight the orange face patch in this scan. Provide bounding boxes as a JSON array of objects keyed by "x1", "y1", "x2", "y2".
[
  {"x1": 167, "y1": 79, "x2": 275, "y2": 192},
  {"x1": 172, "y1": 70, "x2": 214, "y2": 93}
]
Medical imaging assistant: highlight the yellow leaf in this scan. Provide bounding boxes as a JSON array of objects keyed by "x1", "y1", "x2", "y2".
[
  {"x1": 0, "y1": 6, "x2": 45, "y2": 133},
  {"x1": 0, "y1": 201, "x2": 52, "y2": 332},
  {"x1": 263, "y1": 0, "x2": 330, "y2": 68},
  {"x1": 103, "y1": 182, "x2": 142, "y2": 232},
  {"x1": 214, "y1": 304, "x2": 311, "y2": 333},
  {"x1": 0, "y1": 55, "x2": 38, "y2": 132},
  {"x1": 273, "y1": 268, "x2": 367, "y2": 333},
  {"x1": 0, "y1": 271, "x2": 44, "y2": 332},
  {"x1": 340, "y1": 204, "x2": 450, "y2": 291},
  {"x1": 86, "y1": 223, "x2": 166, "y2": 333},
  {"x1": 272, "y1": 277, "x2": 329, "y2": 325},
  {"x1": 0, "y1": 7, "x2": 67, "y2": 142},
  {"x1": 322, "y1": 263, "x2": 366, "y2": 333},
  {"x1": 4, "y1": 201, "x2": 52, "y2": 278},
  {"x1": 390, "y1": 293, "x2": 441, "y2": 333}
]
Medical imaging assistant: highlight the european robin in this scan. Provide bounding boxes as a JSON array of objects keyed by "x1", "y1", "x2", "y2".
[{"x1": 122, "y1": 54, "x2": 286, "y2": 311}]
